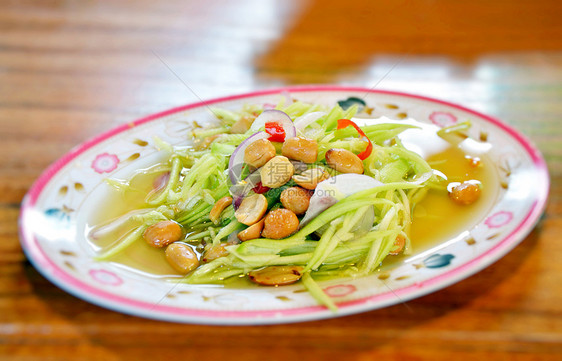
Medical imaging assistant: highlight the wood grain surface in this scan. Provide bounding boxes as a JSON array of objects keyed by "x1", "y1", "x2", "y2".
[{"x1": 1, "y1": 0, "x2": 561, "y2": 360}]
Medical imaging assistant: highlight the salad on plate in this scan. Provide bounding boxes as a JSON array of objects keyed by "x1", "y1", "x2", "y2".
[{"x1": 89, "y1": 95, "x2": 484, "y2": 311}]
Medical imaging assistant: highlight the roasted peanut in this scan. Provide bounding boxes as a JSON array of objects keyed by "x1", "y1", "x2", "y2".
[
  {"x1": 244, "y1": 138, "x2": 276, "y2": 168},
  {"x1": 281, "y1": 137, "x2": 318, "y2": 163},
  {"x1": 248, "y1": 266, "x2": 304, "y2": 286},
  {"x1": 449, "y1": 181, "x2": 481, "y2": 205},
  {"x1": 261, "y1": 208, "x2": 299, "y2": 239},
  {"x1": 209, "y1": 196, "x2": 233, "y2": 224},
  {"x1": 143, "y1": 220, "x2": 183, "y2": 248},
  {"x1": 235, "y1": 194, "x2": 268, "y2": 225},
  {"x1": 389, "y1": 234, "x2": 406, "y2": 256},
  {"x1": 325, "y1": 148, "x2": 364, "y2": 174},
  {"x1": 292, "y1": 167, "x2": 330, "y2": 190},
  {"x1": 165, "y1": 243, "x2": 199, "y2": 274},
  {"x1": 280, "y1": 187, "x2": 311, "y2": 215},
  {"x1": 201, "y1": 243, "x2": 229, "y2": 263},
  {"x1": 260, "y1": 156, "x2": 294, "y2": 188},
  {"x1": 230, "y1": 115, "x2": 254, "y2": 134},
  {"x1": 237, "y1": 218, "x2": 265, "y2": 241}
]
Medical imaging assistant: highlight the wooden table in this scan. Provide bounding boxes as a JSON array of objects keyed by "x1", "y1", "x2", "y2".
[{"x1": 1, "y1": 1, "x2": 561, "y2": 359}]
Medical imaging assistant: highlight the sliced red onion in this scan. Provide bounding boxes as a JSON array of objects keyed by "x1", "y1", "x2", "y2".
[
  {"x1": 299, "y1": 173, "x2": 434, "y2": 227},
  {"x1": 293, "y1": 111, "x2": 326, "y2": 131},
  {"x1": 230, "y1": 169, "x2": 262, "y2": 210},
  {"x1": 299, "y1": 174, "x2": 383, "y2": 227},
  {"x1": 228, "y1": 109, "x2": 297, "y2": 204},
  {"x1": 228, "y1": 131, "x2": 268, "y2": 185},
  {"x1": 88, "y1": 208, "x2": 154, "y2": 240},
  {"x1": 233, "y1": 195, "x2": 243, "y2": 210},
  {"x1": 279, "y1": 91, "x2": 292, "y2": 107},
  {"x1": 150, "y1": 171, "x2": 170, "y2": 194},
  {"x1": 250, "y1": 109, "x2": 296, "y2": 139}
]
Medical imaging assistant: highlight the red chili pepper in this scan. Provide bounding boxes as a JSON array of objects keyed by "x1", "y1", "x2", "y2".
[
  {"x1": 252, "y1": 181, "x2": 270, "y2": 194},
  {"x1": 265, "y1": 121, "x2": 286, "y2": 142},
  {"x1": 336, "y1": 119, "x2": 373, "y2": 160}
]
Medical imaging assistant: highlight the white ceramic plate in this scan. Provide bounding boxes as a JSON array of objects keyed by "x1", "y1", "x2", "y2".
[{"x1": 19, "y1": 86, "x2": 549, "y2": 325}]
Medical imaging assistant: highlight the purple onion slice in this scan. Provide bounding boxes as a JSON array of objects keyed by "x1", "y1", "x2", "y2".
[{"x1": 250, "y1": 109, "x2": 296, "y2": 139}]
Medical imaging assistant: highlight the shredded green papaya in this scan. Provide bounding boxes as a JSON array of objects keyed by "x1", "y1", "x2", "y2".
[{"x1": 91, "y1": 96, "x2": 449, "y2": 311}]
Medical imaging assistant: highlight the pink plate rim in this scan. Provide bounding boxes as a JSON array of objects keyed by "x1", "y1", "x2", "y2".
[{"x1": 18, "y1": 86, "x2": 550, "y2": 324}]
